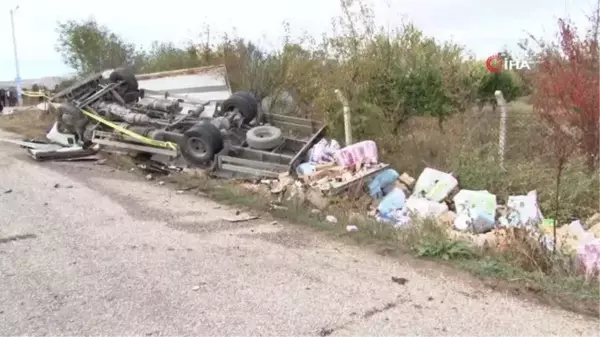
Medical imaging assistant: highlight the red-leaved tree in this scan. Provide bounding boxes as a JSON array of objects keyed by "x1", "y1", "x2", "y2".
[{"x1": 531, "y1": 14, "x2": 599, "y2": 169}]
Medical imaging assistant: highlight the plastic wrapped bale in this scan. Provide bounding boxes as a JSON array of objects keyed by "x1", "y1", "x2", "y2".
[
  {"x1": 367, "y1": 169, "x2": 400, "y2": 199},
  {"x1": 333, "y1": 140, "x2": 378, "y2": 168},
  {"x1": 412, "y1": 168, "x2": 459, "y2": 203},
  {"x1": 577, "y1": 239, "x2": 600, "y2": 279},
  {"x1": 498, "y1": 190, "x2": 544, "y2": 228},
  {"x1": 452, "y1": 190, "x2": 497, "y2": 234},
  {"x1": 377, "y1": 188, "x2": 406, "y2": 218},
  {"x1": 307, "y1": 138, "x2": 340, "y2": 164}
]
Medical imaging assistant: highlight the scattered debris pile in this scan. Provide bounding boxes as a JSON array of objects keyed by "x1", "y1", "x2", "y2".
[
  {"x1": 261, "y1": 138, "x2": 600, "y2": 278},
  {"x1": 262, "y1": 139, "x2": 390, "y2": 211},
  {"x1": 297, "y1": 140, "x2": 388, "y2": 196}
]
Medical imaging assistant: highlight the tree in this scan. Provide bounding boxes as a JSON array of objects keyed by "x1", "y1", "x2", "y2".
[
  {"x1": 477, "y1": 71, "x2": 522, "y2": 111},
  {"x1": 221, "y1": 37, "x2": 288, "y2": 99},
  {"x1": 476, "y1": 52, "x2": 522, "y2": 111},
  {"x1": 53, "y1": 77, "x2": 77, "y2": 92},
  {"x1": 55, "y1": 18, "x2": 141, "y2": 74},
  {"x1": 347, "y1": 25, "x2": 478, "y2": 133},
  {"x1": 139, "y1": 41, "x2": 203, "y2": 73},
  {"x1": 530, "y1": 16, "x2": 599, "y2": 168}
]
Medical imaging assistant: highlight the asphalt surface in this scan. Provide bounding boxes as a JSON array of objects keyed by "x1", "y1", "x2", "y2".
[{"x1": 0, "y1": 131, "x2": 598, "y2": 336}]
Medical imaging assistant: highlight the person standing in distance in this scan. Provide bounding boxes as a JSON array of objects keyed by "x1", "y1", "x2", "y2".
[{"x1": 0, "y1": 88, "x2": 6, "y2": 113}]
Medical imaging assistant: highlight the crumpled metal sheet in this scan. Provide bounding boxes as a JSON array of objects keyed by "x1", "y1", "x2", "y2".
[
  {"x1": 0, "y1": 137, "x2": 63, "y2": 150},
  {"x1": 27, "y1": 146, "x2": 99, "y2": 162}
]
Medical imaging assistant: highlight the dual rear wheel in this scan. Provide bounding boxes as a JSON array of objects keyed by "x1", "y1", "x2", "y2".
[{"x1": 179, "y1": 92, "x2": 283, "y2": 166}]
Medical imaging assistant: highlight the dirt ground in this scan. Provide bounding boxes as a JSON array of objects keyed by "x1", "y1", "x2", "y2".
[{"x1": 0, "y1": 109, "x2": 53, "y2": 139}]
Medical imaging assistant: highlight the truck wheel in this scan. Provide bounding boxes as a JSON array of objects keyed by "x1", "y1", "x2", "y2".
[
  {"x1": 219, "y1": 92, "x2": 257, "y2": 124},
  {"x1": 233, "y1": 91, "x2": 258, "y2": 116},
  {"x1": 109, "y1": 68, "x2": 139, "y2": 92},
  {"x1": 180, "y1": 123, "x2": 224, "y2": 165},
  {"x1": 122, "y1": 91, "x2": 140, "y2": 104},
  {"x1": 246, "y1": 125, "x2": 283, "y2": 150}
]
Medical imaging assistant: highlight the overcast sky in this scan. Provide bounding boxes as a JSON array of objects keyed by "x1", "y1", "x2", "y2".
[{"x1": 0, "y1": 0, "x2": 595, "y2": 81}]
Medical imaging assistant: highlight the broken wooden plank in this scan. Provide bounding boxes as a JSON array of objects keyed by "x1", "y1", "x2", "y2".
[{"x1": 222, "y1": 215, "x2": 260, "y2": 223}]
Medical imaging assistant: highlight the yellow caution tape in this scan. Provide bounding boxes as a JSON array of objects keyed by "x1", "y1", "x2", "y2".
[
  {"x1": 82, "y1": 107, "x2": 177, "y2": 150},
  {"x1": 21, "y1": 90, "x2": 48, "y2": 97},
  {"x1": 20, "y1": 91, "x2": 178, "y2": 151}
]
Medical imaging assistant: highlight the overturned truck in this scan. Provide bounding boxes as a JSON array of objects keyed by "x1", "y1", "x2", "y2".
[{"x1": 44, "y1": 65, "x2": 325, "y2": 179}]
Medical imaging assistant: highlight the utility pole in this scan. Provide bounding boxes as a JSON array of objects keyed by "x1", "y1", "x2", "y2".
[{"x1": 10, "y1": 5, "x2": 22, "y2": 106}]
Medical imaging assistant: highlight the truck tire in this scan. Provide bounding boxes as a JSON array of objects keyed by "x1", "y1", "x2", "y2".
[
  {"x1": 180, "y1": 123, "x2": 224, "y2": 165},
  {"x1": 233, "y1": 91, "x2": 258, "y2": 116},
  {"x1": 122, "y1": 91, "x2": 140, "y2": 104},
  {"x1": 109, "y1": 68, "x2": 139, "y2": 92},
  {"x1": 219, "y1": 92, "x2": 257, "y2": 124},
  {"x1": 246, "y1": 125, "x2": 283, "y2": 150}
]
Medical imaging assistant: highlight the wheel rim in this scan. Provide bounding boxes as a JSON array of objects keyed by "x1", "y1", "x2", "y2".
[
  {"x1": 255, "y1": 130, "x2": 272, "y2": 138},
  {"x1": 187, "y1": 137, "x2": 207, "y2": 157}
]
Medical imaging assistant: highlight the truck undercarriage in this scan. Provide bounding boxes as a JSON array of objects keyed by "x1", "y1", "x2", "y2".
[{"x1": 39, "y1": 66, "x2": 325, "y2": 179}]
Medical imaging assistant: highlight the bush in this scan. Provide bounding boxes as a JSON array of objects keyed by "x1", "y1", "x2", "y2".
[
  {"x1": 530, "y1": 18, "x2": 599, "y2": 169},
  {"x1": 477, "y1": 71, "x2": 522, "y2": 110}
]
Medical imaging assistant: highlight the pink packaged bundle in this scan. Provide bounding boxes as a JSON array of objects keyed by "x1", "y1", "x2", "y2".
[
  {"x1": 333, "y1": 140, "x2": 378, "y2": 167},
  {"x1": 577, "y1": 238, "x2": 600, "y2": 279}
]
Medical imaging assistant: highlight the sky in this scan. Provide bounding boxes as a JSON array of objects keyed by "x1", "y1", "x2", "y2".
[{"x1": 0, "y1": 0, "x2": 596, "y2": 81}]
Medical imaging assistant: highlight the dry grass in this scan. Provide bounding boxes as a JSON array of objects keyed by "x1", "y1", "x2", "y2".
[
  {"x1": 375, "y1": 101, "x2": 598, "y2": 222},
  {"x1": 381, "y1": 101, "x2": 540, "y2": 172},
  {"x1": 0, "y1": 109, "x2": 54, "y2": 139}
]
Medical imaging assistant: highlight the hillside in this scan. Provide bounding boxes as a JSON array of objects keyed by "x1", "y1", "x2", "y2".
[{"x1": 0, "y1": 75, "x2": 68, "y2": 89}]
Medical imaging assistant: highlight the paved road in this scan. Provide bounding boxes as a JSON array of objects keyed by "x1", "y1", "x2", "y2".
[{"x1": 0, "y1": 133, "x2": 598, "y2": 336}]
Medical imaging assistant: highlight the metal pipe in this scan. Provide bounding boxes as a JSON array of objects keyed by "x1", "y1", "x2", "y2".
[
  {"x1": 334, "y1": 89, "x2": 352, "y2": 146},
  {"x1": 10, "y1": 6, "x2": 22, "y2": 106},
  {"x1": 119, "y1": 127, "x2": 184, "y2": 145},
  {"x1": 95, "y1": 102, "x2": 152, "y2": 125},
  {"x1": 142, "y1": 98, "x2": 180, "y2": 113},
  {"x1": 150, "y1": 130, "x2": 184, "y2": 144},
  {"x1": 494, "y1": 90, "x2": 508, "y2": 170}
]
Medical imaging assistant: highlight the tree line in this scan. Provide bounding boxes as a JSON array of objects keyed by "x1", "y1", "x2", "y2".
[{"x1": 53, "y1": 0, "x2": 598, "y2": 170}]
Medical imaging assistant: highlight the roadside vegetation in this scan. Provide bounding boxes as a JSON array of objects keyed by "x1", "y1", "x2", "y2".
[
  {"x1": 0, "y1": 109, "x2": 53, "y2": 139},
  {"x1": 1, "y1": 0, "x2": 598, "y2": 316}
]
